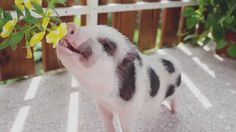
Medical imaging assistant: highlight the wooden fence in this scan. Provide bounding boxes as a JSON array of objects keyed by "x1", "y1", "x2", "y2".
[{"x1": 0, "y1": 0, "x2": 198, "y2": 81}]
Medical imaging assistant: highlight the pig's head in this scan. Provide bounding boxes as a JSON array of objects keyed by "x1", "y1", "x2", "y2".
[{"x1": 56, "y1": 23, "x2": 139, "y2": 75}]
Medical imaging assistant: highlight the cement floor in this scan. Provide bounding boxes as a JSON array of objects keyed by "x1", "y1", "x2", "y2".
[{"x1": 1, "y1": 44, "x2": 236, "y2": 132}]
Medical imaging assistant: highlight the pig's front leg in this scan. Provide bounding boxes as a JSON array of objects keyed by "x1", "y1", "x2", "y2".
[
  {"x1": 118, "y1": 108, "x2": 138, "y2": 132},
  {"x1": 96, "y1": 102, "x2": 115, "y2": 132}
]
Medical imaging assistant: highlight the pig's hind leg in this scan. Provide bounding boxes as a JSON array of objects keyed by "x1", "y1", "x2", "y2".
[
  {"x1": 162, "y1": 96, "x2": 177, "y2": 114},
  {"x1": 170, "y1": 97, "x2": 176, "y2": 113}
]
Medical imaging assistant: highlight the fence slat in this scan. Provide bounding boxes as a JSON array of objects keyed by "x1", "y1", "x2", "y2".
[
  {"x1": 112, "y1": 0, "x2": 136, "y2": 41},
  {"x1": 80, "y1": 0, "x2": 87, "y2": 26},
  {"x1": 160, "y1": 0, "x2": 181, "y2": 47},
  {"x1": 0, "y1": 42, "x2": 35, "y2": 81},
  {"x1": 98, "y1": 0, "x2": 108, "y2": 25},
  {"x1": 0, "y1": 1, "x2": 35, "y2": 81},
  {"x1": 178, "y1": 7, "x2": 187, "y2": 42},
  {"x1": 138, "y1": 0, "x2": 161, "y2": 51},
  {"x1": 179, "y1": 6, "x2": 199, "y2": 42}
]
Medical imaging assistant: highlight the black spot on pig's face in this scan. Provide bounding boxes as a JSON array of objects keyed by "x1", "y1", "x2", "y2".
[
  {"x1": 97, "y1": 38, "x2": 117, "y2": 56},
  {"x1": 77, "y1": 39, "x2": 93, "y2": 60},
  {"x1": 161, "y1": 59, "x2": 175, "y2": 74},
  {"x1": 148, "y1": 67, "x2": 160, "y2": 97}
]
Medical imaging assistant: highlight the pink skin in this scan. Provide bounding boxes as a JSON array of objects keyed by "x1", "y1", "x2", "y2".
[
  {"x1": 57, "y1": 23, "x2": 178, "y2": 132},
  {"x1": 170, "y1": 98, "x2": 176, "y2": 114},
  {"x1": 57, "y1": 23, "x2": 118, "y2": 132}
]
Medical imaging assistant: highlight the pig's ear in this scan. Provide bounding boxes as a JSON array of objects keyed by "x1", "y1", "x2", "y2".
[
  {"x1": 97, "y1": 38, "x2": 117, "y2": 56},
  {"x1": 118, "y1": 50, "x2": 139, "y2": 70}
]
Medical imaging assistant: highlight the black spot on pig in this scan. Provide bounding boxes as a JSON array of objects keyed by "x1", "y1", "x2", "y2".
[
  {"x1": 116, "y1": 53, "x2": 136, "y2": 101},
  {"x1": 176, "y1": 75, "x2": 181, "y2": 87},
  {"x1": 165, "y1": 85, "x2": 175, "y2": 98},
  {"x1": 98, "y1": 38, "x2": 117, "y2": 56},
  {"x1": 77, "y1": 39, "x2": 93, "y2": 60},
  {"x1": 161, "y1": 59, "x2": 175, "y2": 74},
  {"x1": 136, "y1": 54, "x2": 143, "y2": 66},
  {"x1": 148, "y1": 67, "x2": 160, "y2": 97}
]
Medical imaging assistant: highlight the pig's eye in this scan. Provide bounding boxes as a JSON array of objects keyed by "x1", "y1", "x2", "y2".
[
  {"x1": 98, "y1": 38, "x2": 117, "y2": 56},
  {"x1": 70, "y1": 30, "x2": 74, "y2": 34}
]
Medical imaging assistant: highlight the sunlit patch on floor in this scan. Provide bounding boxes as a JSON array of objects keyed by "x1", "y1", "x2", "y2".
[
  {"x1": 192, "y1": 57, "x2": 216, "y2": 78},
  {"x1": 71, "y1": 76, "x2": 79, "y2": 88},
  {"x1": 67, "y1": 92, "x2": 79, "y2": 132},
  {"x1": 182, "y1": 73, "x2": 213, "y2": 109},
  {"x1": 177, "y1": 44, "x2": 193, "y2": 56},
  {"x1": 227, "y1": 89, "x2": 236, "y2": 95},
  {"x1": 213, "y1": 54, "x2": 224, "y2": 62},
  {"x1": 24, "y1": 76, "x2": 42, "y2": 101},
  {"x1": 10, "y1": 105, "x2": 31, "y2": 132}
]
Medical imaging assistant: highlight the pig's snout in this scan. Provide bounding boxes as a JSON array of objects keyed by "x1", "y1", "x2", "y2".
[{"x1": 60, "y1": 23, "x2": 79, "y2": 48}]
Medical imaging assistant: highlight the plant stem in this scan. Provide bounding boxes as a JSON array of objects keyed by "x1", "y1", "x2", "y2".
[
  {"x1": 228, "y1": 1, "x2": 236, "y2": 16},
  {"x1": 23, "y1": 25, "x2": 37, "y2": 33}
]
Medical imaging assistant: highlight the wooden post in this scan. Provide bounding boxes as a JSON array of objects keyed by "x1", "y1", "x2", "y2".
[
  {"x1": 138, "y1": 0, "x2": 161, "y2": 51},
  {"x1": 80, "y1": 0, "x2": 87, "y2": 26},
  {"x1": 98, "y1": 0, "x2": 108, "y2": 25},
  {"x1": 41, "y1": 0, "x2": 75, "y2": 72},
  {"x1": 178, "y1": 6, "x2": 198, "y2": 42},
  {"x1": 178, "y1": 7, "x2": 187, "y2": 42},
  {"x1": 160, "y1": 0, "x2": 181, "y2": 47},
  {"x1": 112, "y1": 0, "x2": 136, "y2": 41},
  {"x1": 0, "y1": 1, "x2": 35, "y2": 80}
]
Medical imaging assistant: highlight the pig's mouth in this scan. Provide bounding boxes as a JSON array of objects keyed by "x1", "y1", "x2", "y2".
[
  {"x1": 67, "y1": 43, "x2": 81, "y2": 54},
  {"x1": 58, "y1": 39, "x2": 92, "y2": 60},
  {"x1": 59, "y1": 40, "x2": 81, "y2": 54}
]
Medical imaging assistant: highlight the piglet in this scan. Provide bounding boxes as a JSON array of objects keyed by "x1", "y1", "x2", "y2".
[{"x1": 56, "y1": 23, "x2": 182, "y2": 132}]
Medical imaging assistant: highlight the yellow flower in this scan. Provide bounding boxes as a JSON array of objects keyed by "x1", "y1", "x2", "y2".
[
  {"x1": 0, "y1": 19, "x2": 17, "y2": 38},
  {"x1": 29, "y1": 32, "x2": 45, "y2": 47},
  {"x1": 42, "y1": 17, "x2": 50, "y2": 30},
  {"x1": 25, "y1": 0, "x2": 42, "y2": 9},
  {"x1": 15, "y1": 0, "x2": 24, "y2": 10},
  {"x1": 45, "y1": 9, "x2": 53, "y2": 17},
  {"x1": 46, "y1": 23, "x2": 67, "y2": 48},
  {"x1": 26, "y1": 48, "x2": 33, "y2": 59},
  {"x1": 57, "y1": 23, "x2": 67, "y2": 39}
]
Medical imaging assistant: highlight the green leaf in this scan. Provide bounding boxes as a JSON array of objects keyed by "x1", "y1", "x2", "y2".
[
  {"x1": 203, "y1": 37, "x2": 211, "y2": 45},
  {"x1": 227, "y1": 44, "x2": 236, "y2": 57},
  {"x1": 50, "y1": 17, "x2": 62, "y2": 24},
  {"x1": 198, "y1": 30, "x2": 209, "y2": 40},
  {"x1": 212, "y1": 24, "x2": 224, "y2": 42},
  {"x1": 32, "y1": 2, "x2": 44, "y2": 14},
  {"x1": 25, "y1": 16, "x2": 38, "y2": 24},
  {"x1": 48, "y1": 0, "x2": 66, "y2": 8},
  {"x1": 216, "y1": 39, "x2": 226, "y2": 49},
  {"x1": 24, "y1": 7, "x2": 38, "y2": 24},
  {"x1": 25, "y1": 7, "x2": 31, "y2": 18},
  {"x1": 0, "y1": 38, "x2": 10, "y2": 49},
  {"x1": 186, "y1": 17, "x2": 198, "y2": 29},
  {"x1": 3, "y1": 11, "x2": 12, "y2": 20},
  {"x1": 8, "y1": 32, "x2": 24, "y2": 51},
  {"x1": 0, "y1": 8, "x2": 3, "y2": 31},
  {"x1": 13, "y1": 5, "x2": 24, "y2": 19},
  {"x1": 0, "y1": 8, "x2": 3, "y2": 18},
  {"x1": 205, "y1": 13, "x2": 217, "y2": 29},
  {"x1": 183, "y1": 7, "x2": 196, "y2": 17}
]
